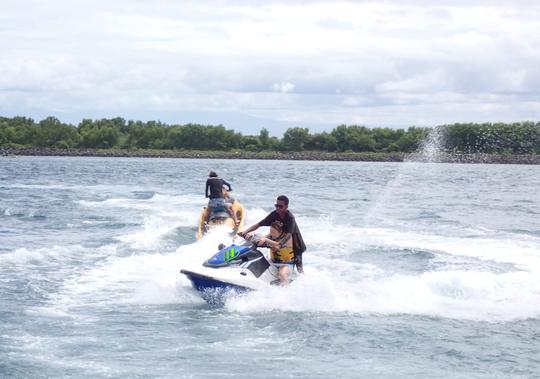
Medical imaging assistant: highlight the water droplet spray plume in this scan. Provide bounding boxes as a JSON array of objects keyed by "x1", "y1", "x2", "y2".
[
  {"x1": 363, "y1": 126, "x2": 447, "y2": 226},
  {"x1": 407, "y1": 126, "x2": 447, "y2": 163}
]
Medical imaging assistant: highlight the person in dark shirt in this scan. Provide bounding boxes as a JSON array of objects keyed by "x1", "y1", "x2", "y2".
[
  {"x1": 205, "y1": 171, "x2": 237, "y2": 224},
  {"x1": 238, "y1": 195, "x2": 306, "y2": 273}
]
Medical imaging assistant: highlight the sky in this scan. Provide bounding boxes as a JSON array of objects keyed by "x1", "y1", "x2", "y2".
[{"x1": 1, "y1": 0, "x2": 540, "y2": 136}]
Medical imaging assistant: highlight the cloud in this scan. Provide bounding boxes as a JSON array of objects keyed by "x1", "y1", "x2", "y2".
[
  {"x1": 1, "y1": 0, "x2": 540, "y2": 133},
  {"x1": 272, "y1": 81, "x2": 295, "y2": 93}
]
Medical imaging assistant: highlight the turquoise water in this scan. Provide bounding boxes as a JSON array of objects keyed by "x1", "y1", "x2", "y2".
[{"x1": 1, "y1": 156, "x2": 540, "y2": 378}]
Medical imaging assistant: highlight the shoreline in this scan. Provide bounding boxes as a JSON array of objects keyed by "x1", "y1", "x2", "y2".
[{"x1": 2, "y1": 147, "x2": 540, "y2": 164}]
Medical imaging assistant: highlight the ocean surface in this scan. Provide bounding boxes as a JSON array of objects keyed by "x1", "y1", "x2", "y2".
[{"x1": 1, "y1": 155, "x2": 540, "y2": 378}]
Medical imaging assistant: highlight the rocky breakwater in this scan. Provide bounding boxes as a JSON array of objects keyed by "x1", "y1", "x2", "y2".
[{"x1": 1, "y1": 147, "x2": 539, "y2": 164}]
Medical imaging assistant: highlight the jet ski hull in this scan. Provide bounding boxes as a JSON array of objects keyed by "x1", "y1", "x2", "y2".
[
  {"x1": 181, "y1": 269, "x2": 251, "y2": 305},
  {"x1": 181, "y1": 269, "x2": 251, "y2": 292},
  {"x1": 180, "y1": 241, "x2": 289, "y2": 304}
]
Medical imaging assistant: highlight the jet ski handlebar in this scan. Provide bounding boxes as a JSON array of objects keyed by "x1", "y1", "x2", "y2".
[{"x1": 236, "y1": 233, "x2": 271, "y2": 249}]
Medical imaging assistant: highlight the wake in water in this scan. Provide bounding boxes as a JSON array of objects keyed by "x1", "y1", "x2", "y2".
[
  {"x1": 3, "y1": 156, "x2": 540, "y2": 378},
  {"x1": 15, "y1": 209, "x2": 537, "y2": 323},
  {"x1": 3, "y1": 157, "x2": 539, "y2": 323},
  {"x1": 219, "y1": 222, "x2": 540, "y2": 321}
]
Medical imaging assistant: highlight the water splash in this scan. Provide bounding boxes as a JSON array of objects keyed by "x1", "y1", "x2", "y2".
[
  {"x1": 406, "y1": 126, "x2": 447, "y2": 163},
  {"x1": 363, "y1": 126, "x2": 447, "y2": 226}
]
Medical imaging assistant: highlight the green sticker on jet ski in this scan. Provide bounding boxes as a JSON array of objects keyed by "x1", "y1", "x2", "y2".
[{"x1": 224, "y1": 247, "x2": 238, "y2": 261}]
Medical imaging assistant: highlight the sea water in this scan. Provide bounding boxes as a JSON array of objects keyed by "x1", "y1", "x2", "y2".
[{"x1": 1, "y1": 156, "x2": 539, "y2": 378}]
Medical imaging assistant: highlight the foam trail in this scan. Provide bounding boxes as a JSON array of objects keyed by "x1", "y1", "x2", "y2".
[
  {"x1": 225, "y1": 266, "x2": 540, "y2": 321},
  {"x1": 40, "y1": 227, "x2": 241, "y2": 314},
  {"x1": 24, "y1": 184, "x2": 540, "y2": 323},
  {"x1": 116, "y1": 211, "x2": 199, "y2": 249},
  {"x1": 223, "y1": 211, "x2": 540, "y2": 321}
]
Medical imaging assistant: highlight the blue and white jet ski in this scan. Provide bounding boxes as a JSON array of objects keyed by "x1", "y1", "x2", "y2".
[{"x1": 180, "y1": 238, "x2": 295, "y2": 304}]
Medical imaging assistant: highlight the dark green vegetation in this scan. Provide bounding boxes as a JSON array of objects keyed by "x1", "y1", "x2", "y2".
[{"x1": 1, "y1": 116, "x2": 539, "y2": 155}]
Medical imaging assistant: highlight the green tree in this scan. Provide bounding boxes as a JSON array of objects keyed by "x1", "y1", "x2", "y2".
[
  {"x1": 281, "y1": 127, "x2": 310, "y2": 151},
  {"x1": 179, "y1": 124, "x2": 207, "y2": 149},
  {"x1": 305, "y1": 132, "x2": 337, "y2": 151},
  {"x1": 35, "y1": 117, "x2": 80, "y2": 148},
  {"x1": 347, "y1": 126, "x2": 376, "y2": 152},
  {"x1": 394, "y1": 127, "x2": 429, "y2": 152},
  {"x1": 239, "y1": 135, "x2": 260, "y2": 151},
  {"x1": 259, "y1": 128, "x2": 270, "y2": 150}
]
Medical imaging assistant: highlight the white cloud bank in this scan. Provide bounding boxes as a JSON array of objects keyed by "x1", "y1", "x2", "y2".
[{"x1": 1, "y1": 0, "x2": 539, "y2": 134}]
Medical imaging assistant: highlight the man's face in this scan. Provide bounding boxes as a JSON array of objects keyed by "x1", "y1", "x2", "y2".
[{"x1": 275, "y1": 200, "x2": 287, "y2": 216}]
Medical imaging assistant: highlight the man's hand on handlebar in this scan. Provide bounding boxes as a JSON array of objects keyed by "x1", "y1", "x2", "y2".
[{"x1": 237, "y1": 231, "x2": 252, "y2": 239}]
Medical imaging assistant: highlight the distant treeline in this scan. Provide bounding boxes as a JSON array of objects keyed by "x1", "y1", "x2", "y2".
[{"x1": 1, "y1": 116, "x2": 539, "y2": 154}]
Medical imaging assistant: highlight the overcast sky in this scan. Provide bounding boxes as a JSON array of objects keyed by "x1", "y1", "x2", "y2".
[{"x1": 1, "y1": 0, "x2": 539, "y2": 135}]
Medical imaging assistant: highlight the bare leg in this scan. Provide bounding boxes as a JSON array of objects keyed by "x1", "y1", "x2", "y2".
[
  {"x1": 278, "y1": 266, "x2": 291, "y2": 285},
  {"x1": 227, "y1": 205, "x2": 238, "y2": 225},
  {"x1": 204, "y1": 207, "x2": 210, "y2": 223}
]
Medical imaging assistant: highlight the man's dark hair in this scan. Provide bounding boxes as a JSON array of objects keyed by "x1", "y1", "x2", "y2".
[{"x1": 277, "y1": 195, "x2": 289, "y2": 206}]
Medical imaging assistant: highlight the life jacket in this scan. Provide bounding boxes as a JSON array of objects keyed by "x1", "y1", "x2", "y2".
[
  {"x1": 271, "y1": 247, "x2": 294, "y2": 263},
  {"x1": 268, "y1": 230, "x2": 294, "y2": 263}
]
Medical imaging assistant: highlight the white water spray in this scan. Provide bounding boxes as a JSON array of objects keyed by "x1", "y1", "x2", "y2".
[{"x1": 406, "y1": 126, "x2": 447, "y2": 163}]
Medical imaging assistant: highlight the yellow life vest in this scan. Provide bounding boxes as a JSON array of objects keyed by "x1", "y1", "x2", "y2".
[{"x1": 271, "y1": 247, "x2": 294, "y2": 263}]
